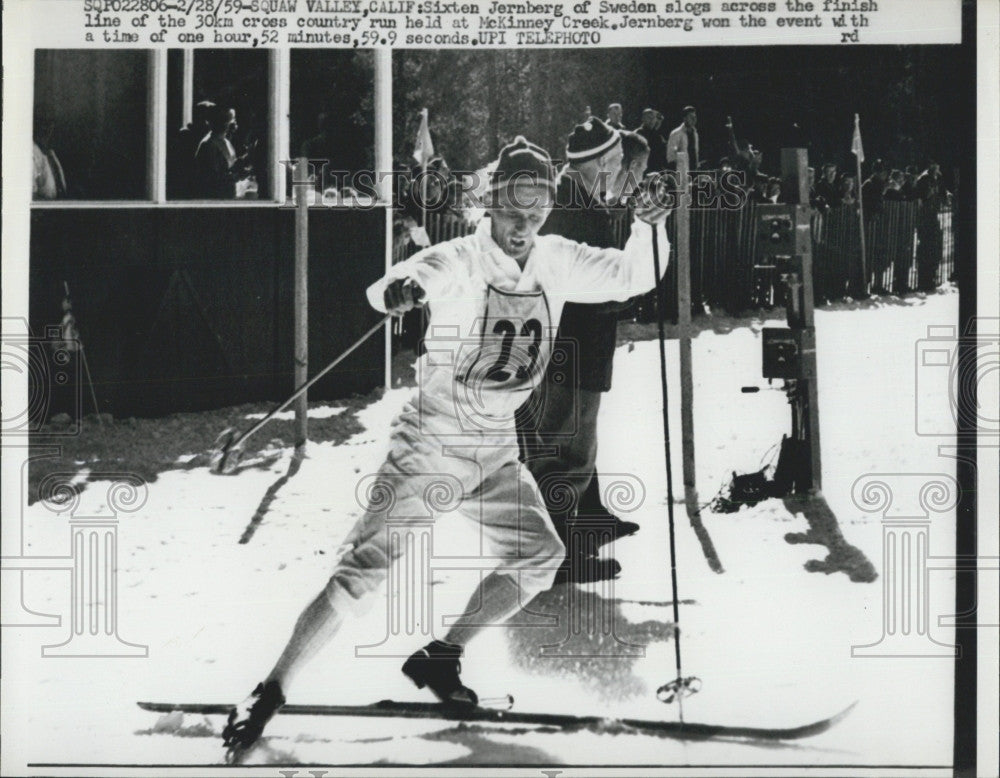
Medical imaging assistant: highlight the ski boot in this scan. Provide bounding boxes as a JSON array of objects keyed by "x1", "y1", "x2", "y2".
[
  {"x1": 576, "y1": 479, "x2": 640, "y2": 549},
  {"x1": 221, "y1": 680, "x2": 285, "y2": 755},
  {"x1": 585, "y1": 514, "x2": 640, "y2": 552},
  {"x1": 553, "y1": 551, "x2": 622, "y2": 586},
  {"x1": 401, "y1": 640, "x2": 478, "y2": 707}
]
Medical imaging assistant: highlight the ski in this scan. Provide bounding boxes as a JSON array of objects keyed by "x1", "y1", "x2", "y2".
[{"x1": 138, "y1": 699, "x2": 856, "y2": 742}]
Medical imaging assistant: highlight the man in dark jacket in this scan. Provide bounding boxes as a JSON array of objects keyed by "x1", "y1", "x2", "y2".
[
  {"x1": 518, "y1": 117, "x2": 647, "y2": 585},
  {"x1": 635, "y1": 108, "x2": 668, "y2": 173},
  {"x1": 861, "y1": 159, "x2": 888, "y2": 215}
]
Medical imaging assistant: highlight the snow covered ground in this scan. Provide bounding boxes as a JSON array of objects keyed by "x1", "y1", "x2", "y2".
[{"x1": 2, "y1": 290, "x2": 960, "y2": 773}]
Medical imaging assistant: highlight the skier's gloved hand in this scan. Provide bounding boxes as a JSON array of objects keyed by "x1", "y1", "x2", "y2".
[
  {"x1": 383, "y1": 278, "x2": 426, "y2": 316},
  {"x1": 632, "y1": 176, "x2": 672, "y2": 225}
]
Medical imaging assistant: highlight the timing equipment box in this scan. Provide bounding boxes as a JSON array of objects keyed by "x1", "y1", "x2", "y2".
[{"x1": 762, "y1": 327, "x2": 816, "y2": 379}]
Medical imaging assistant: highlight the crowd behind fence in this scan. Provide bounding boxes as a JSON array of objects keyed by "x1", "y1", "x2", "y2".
[{"x1": 395, "y1": 199, "x2": 955, "y2": 324}]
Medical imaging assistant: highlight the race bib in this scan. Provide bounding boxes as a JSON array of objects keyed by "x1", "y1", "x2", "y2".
[{"x1": 457, "y1": 285, "x2": 554, "y2": 397}]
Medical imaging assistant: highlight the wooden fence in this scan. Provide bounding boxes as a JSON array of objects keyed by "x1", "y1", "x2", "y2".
[{"x1": 401, "y1": 200, "x2": 955, "y2": 322}]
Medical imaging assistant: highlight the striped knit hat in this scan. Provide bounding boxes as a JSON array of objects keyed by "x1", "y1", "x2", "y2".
[
  {"x1": 566, "y1": 117, "x2": 621, "y2": 164},
  {"x1": 489, "y1": 136, "x2": 557, "y2": 194}
]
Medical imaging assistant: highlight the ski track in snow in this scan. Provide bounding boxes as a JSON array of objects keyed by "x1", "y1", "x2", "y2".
[{"x1": 5, "y1": 292, "x2": 958, "y2": 769}]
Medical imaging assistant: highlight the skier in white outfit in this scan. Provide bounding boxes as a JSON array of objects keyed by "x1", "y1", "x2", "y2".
[{"x1": 223, "y1": 136, "x2": 670, "y2": 753}]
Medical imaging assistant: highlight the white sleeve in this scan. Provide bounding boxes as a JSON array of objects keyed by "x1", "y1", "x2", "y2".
[
  {"x1": 551, "y1": 218, "x2": 670, "y2": 304},
  {"x1": 365, "y1": 241, "x2": 464, "y2": 313}
]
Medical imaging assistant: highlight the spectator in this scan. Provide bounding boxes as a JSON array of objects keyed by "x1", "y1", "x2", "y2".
[
  {"x1": 193, "y1": 105, "x2": 251, "y2": 199},
  {"x1": 900, "y1": 165, "x2": 919, "y2": 200},
  {"x1": 915, "y1": 161, "x2": 944, "y2": 200},
  {"x1": 839, "y1": 175, "x2": 857, "y2": 207},
  {"x1": 520, "y1": 117, "x2": 642, "y2": 585},
  {"x1": 764, "y1": 177, "x2": 782, "y2": 204},
  {"x1": 392, "y1": 212, "x2": 431, "y2": 258},
  {"x1": 635, "y1": 108, "x2": 668, "y2": 173},
  {"x1": 883, "y1": 169, "x2": 907, "y2": 201},
  {"x1": 724, "y1": 115, "x2": 765, "y2": 193},
  {"x1": 813, "y1": 162, "x2": 842, "y2": 208},
  {"x1": 915, "y1": 162, "x2": 945, "y2": 291},
  {"x1": 666, "y1": 105, "x2": 700, "y2": 170},
  {"x1": 33, "y1": 112, "x2": 68, "y2": 200},
  {"x1": 403, "y1": 155, "x2": 453, "y2": 222},
  {"x1": 169, "y1": 100, "x2": 214, "y2": 198},
  {"x1": 861, "y1": 159, "x2": 887, "y2": 214},
  {"x1": 608, "y1": 129, "x2": 650, "y2": 203},
  {"x1": 605, "y1": 102, "x2": 625, "y2": 130}
]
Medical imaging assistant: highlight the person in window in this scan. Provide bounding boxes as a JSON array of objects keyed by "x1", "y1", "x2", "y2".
[
  {"x1": 170, "y1": 100, "x2": 215, "y2": 199},
  {"x1": 33, "y1": 112, "x2": 68, "y2": 200},
  {"x1": 193, "y1": 105, "x2": 250, "y2": 199},
  {"x1": 172, "y1": 100, "x2": 215, "y2": 197}
]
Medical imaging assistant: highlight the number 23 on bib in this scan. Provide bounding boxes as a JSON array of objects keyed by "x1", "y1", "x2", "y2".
[{"x1": 457, "y1": 286, "x2": 554, "y2": 400}]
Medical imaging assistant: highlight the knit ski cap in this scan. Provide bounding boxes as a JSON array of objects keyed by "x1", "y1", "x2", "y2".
[
  {"x1": 489, "y1": 136, "x2": 557, "y2": 194},
  {"x1": 566, "y1": 117, "x2": 621, "y2": 164}
]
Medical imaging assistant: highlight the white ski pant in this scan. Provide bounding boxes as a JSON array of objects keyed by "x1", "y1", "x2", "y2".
[{"x1": 324, "y1": 394, "x2": 565, "y2": 618}]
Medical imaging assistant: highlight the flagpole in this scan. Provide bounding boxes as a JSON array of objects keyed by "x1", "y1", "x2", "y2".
[{"x1": 853, "y1": 113, "x2": 867, "y2": 295}]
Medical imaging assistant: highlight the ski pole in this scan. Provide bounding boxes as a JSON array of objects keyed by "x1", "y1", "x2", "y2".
[
  {"x1": 650, "y1": 224, "x2": 696, "y2": 722},
  {"x1": 210, "y1": 313, "x2": 392, "y2": 474},
  {"x1": 63, "y1": 282, "x2": 102, "y2": 425}
]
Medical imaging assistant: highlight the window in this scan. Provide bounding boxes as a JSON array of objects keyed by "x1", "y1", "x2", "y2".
[
  {"x1": 31, "y1": 48, "x2": 380, "y2": 206},
  {"x1": 33, "y1": 50, "x2": 149, "y2": 201},
  {"x1": 289, "y1": 50, "x2": 375, "y2": 202},
  {"x1": 167, "y1": 49, "x2": 271, "y2": 201}
]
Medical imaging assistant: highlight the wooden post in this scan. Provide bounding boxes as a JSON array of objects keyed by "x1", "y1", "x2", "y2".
[
  {"x1": 270, "y1": 49, "x2": 291, "y2": 203},
  {"x1": 181, "y1": 49, "x2": 194, "y2": 127},
  {"x1": 780, "y1": 148, "x2": 822, "y2": 492},
  {"x1": 676, "y1": 151, "x2": 697, "y2": 517},
  {"x1": 674, "y1": 150, "x2": 724, "y2": 573},
  {"x1": 374, "y1": 48, "x2": 393, "y2": 390},
  {"x1": 147, "y1": 50, "x2": 167, "y2": 203},
  {"x1": 294, "y1": 157, "x2": 309, "y2": 450}
]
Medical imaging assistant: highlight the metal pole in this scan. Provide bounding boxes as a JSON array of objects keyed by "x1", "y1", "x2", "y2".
[{"x1": 294, "y1": 157, "x2": 309, "y2": 450}]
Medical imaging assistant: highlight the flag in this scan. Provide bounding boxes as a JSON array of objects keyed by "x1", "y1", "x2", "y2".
[
  {"x1": 412, "y1": 108, "x2": 434, "y2": 166},
  {"x1": 851, "y1": 113, "x2": 864, "y2": 164}
]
